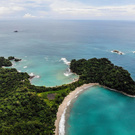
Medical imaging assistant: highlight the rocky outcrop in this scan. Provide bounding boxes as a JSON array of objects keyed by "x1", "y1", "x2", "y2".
[{"x1": 111, "y1": 50, "x2": 124, "y2": 55}]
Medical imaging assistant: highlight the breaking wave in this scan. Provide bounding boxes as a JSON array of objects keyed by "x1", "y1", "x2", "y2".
[
  {"x1": 29, "y1": 72, "x2": 40, "y2": 79},
  {"x1": 60, "y1": 58, "x2": 70, "y2": 65},
  {"x1": 29, "y1": 72, "x2": 34, "y2": 76},
  {"x1": 59, "y1": 108, "x2": 67, "y2": 135},
  {"x1": 64, "y1": 68, "x2": 72, "y2": 77},
  {"x1": 59, "y1": 100, "x2": 72, "y2": 135},
  {"x1": 60, "y1": 58, "x2": 73, "y2": 77}
]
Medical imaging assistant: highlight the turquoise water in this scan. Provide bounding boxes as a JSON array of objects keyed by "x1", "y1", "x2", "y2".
[
  {"x1": 66, "y1": 86, "x2": 135, "y2": 135},
  {"x1": 0, "y1": 20, "x2": 135, "y2": 87},
  {"x1": 1, "y1": 20, "x2": 135, "y2": 134},
  {"x1": 10, "y1": 56, "x2": 78, "y2": 86}
]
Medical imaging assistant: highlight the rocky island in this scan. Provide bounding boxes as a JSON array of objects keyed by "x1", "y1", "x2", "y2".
[
  {"x1": 14, "y1": 30, "x2": 18, "y2": 32},
  {"x1": 111, "y1": 50, "x2": 124, "y2": 55},
  {"x1": 14, "y1": 58, "x2": 22, "y2": 62},
  {"x1": 8, "y1": 56, "x2": 22, "y2": 62},
  {"x1": 0, "y1": 56, "x2": 135, "y2": 134}
]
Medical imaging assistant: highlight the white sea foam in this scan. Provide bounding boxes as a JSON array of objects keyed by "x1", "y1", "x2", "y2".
[
  {"x1": 23, "y1": 66, "x2": 27, "y2": 68},
  {"x1": 59, "y1": 100, "x2": 72, "y2": 134},
  {"x1": 64, "y1": 68, "x2": 72, "y2": 77},
  {"x1": 59, "y1": 108, "x2": 67, "y2": 135},
  {"x1": 67, "y1": 100, "x2": 71, "y2": 106},
  {"x1": 29, "y1": 72, "x2": 34, "y2": 76},
  {"x1": 60, "y1": 58, "x2": 73, "y2": 77},
  {"x1": 59, "y1": 85, "x2": 91, "y2": 135},
  {"x1": 29, "y1": 73, "x2": 40, "y2": 79},
  {"x1": 76, "y1": 89, "x2": 83, "y2": 95},
  {"x1": 60, "y1": 58, "x2": 70, "y2": 65},
  {"x1": 76, "y1": 91, "x2": 80, "y2": 95},
  {"x1": 12, "y1": 63, "x2": 16, "y2": 66},
  {"x1": 35, "y1": 75, "x2": 40, "y2": 78},
  {"x1": 59, "y1": 87, "x2": 86, "y2": 135}
]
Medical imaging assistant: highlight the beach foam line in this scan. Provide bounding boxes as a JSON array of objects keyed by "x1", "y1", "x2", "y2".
[
  {"x1": 60, "y1": 58, "x2": 70, "y2": 65},
  {"x1": 64, "y1": 68, "x2": 73, "y2": 77},
  {"x1": 59, "y1": 99, "x2": 72, "y2": 135},
  {"x1": 55, "y1": 83, "x2": 99, "y2": 135},
  {"x1": 59, "y1": 108, "x2": 67, "y2": 135}
]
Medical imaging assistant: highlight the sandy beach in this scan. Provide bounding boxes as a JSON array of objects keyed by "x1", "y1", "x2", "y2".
[{"x1": 55, "y1": 83, "x2": 99, "y2": 135}]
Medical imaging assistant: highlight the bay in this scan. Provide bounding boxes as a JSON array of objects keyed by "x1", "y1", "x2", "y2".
[{"x1": 66, "y1": 86, "x2": 135, "y2": 135}]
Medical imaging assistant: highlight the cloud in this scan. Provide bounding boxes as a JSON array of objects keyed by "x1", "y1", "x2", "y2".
[
  {"x1": 49, "y1": 1, "x2": 135, "y2": 19},
  {"x1": 23, "y1": 13, "x2": 36, "y2": 18},
  {"x1": 0, "y1": 6, "x2": 24, "y2": 17},
  {"x1": 0, "y1": 0, "x2": 135, "y2": 20}
]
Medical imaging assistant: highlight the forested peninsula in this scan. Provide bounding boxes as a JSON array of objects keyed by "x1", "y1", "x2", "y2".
[{"x1": 0, "y1": 57, "x2": 135, "y2": 135}]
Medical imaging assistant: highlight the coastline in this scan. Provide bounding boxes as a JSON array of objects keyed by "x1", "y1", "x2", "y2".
[
  {"x1": 101, "y1": 85, "x2": 135, "y2": 98},
  {"x1": 55, "y1": 83, "x2": 99, "y2": 135},
  {"x1": 55, "y1": 83, "x2": 135, "y2": 135}
]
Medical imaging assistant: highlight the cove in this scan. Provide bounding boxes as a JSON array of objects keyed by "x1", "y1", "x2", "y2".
[{"x1": 65, "y1": 86, "x2": 135, "y2": 135}]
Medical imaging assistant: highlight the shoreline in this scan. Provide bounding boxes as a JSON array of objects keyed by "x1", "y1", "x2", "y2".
[
  {"x1": 55, "y1": 83, "x2": 135, "y2": 135},
  {"x1": 54, "y1": 83, "x2": 99, "y2": 135},
  {"x1": 101, "y1": 85, "x2": 135, "y2": 98}
]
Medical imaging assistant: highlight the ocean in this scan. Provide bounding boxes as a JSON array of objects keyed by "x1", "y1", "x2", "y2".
[
  {"x1": 0, "y1": 20, "x2": 135, "y2": 134},
  {"x1": 65, "y1": 86, "x2": 135, "y2": 135}
]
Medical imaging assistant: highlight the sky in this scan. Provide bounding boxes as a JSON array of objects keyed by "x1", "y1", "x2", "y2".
[{"x1": 1, "y1": 0, "x2": 135, "y2": 20}]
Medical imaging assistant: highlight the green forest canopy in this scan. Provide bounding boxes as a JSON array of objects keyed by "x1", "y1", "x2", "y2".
[
  {"x1": 0, "y1": 57, "x2": 135, "y2": 135},
  {"x1": 70, "y1": 58, "x2": 135, "y2": 95}
]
